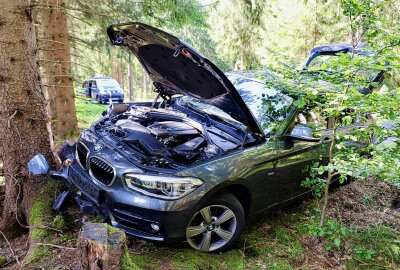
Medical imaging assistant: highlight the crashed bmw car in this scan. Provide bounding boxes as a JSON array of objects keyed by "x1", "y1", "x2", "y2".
[{"x1": 28, "y1": 23, "x2": 373, "y2": 253}]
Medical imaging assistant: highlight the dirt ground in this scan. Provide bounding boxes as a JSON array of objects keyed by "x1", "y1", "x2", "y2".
[{"x1": 327, "y1": 178, "x2": 400, "y2": 229}]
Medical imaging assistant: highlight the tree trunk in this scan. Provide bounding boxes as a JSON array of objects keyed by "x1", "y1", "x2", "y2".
[
  {"x1": 38, "y1": 0, "x2": 78, "y2": 139},
  {"x1": 0, "y1": 0, "x2": 53, "y2": 231},
  {"x1": 77, "y1": 223, "x2": 126, "y2": 270},
  {"x1": 118, "y1": 61, "x2": 124, "y2": 90},
  {"x1": 128, "y1": 63, "x2": 134, "y2": 101}
]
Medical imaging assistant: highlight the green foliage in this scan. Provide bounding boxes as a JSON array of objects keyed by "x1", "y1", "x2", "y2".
[
  {"x1": 27, "y1": 246, "x2": 52, "y2": 264},
  {"x1": 347, "y1": 226, "x2": 400, "y2": 268},
  {"x1": 353, "y1": 246, "x2": 375, "y2": 260},
  {"x1": 307, "y1": 220, "x2": 348, "y2": 251},
  {"x1": 0, "y1": 255, "x2": 5, "y2": 266},
  {"x1": 51, "y1": 215, "x2": 67, "y2": 231}
]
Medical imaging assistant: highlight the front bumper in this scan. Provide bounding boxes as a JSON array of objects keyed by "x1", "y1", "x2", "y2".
[
  {"x1": 53, "y1": 142, "x2": 201, "y2": 243},
  {"x1": 98, "y1": 93, "x2": 124, "y2": 102}
]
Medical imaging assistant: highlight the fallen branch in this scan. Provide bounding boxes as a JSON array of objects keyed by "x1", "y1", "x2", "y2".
[
  {"x1": 0, "y1": 230, "x2": 20, "y2": 265},
  {"x1": 36, "y1": 243, "x2": 76, "y2": 250}
]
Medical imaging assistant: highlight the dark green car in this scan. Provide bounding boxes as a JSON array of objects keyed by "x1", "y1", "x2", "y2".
[{"x1": 28, "y1": 23, "x2": 371, "y2": 253}]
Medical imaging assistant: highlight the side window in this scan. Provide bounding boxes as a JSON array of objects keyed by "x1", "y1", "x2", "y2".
[{"x1": 295, "y1": 107, "x2": 328, "y2": 131}]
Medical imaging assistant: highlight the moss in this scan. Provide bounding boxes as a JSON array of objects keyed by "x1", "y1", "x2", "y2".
[
  {"x1": 27, "y1": 246, "x2": 52, "y2": 264},
  {"x1": 85, "y1": 214, "x2": 103, "y2": 223},
  {"x1": 0, "y1": 255, "x2": 5, "y2": 266},
  {"x1": 121, "y1": 251, "x2": 142, "y2": 270},
  {"x1": 51, "y1": 215, "x2": 67, "y2": 231},
  {"x1": 106, "y1": 224, "x2": 120, "y2": 235},
  {"x1": 29, "y1": 181, "x2": 61, "y2": 240}
]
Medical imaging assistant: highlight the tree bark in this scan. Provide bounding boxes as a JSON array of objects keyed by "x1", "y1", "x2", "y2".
[
  {"x1": 77, "y1": 223, "x2": 126, "y2": 270},
  {"x1": 0, "y1": 0, "x2": 53, "y2": 231},
  {"x1": 128, "y1": 63, "x2": 134, "y2": 101},
  {"x1": 38, "y1": 0, "x2": 78, "y2": 138}
]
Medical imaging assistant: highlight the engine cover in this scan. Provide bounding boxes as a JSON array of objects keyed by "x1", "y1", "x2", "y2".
[{"x1": 149, "y1": 121, "x2": 199, "y2": 138}]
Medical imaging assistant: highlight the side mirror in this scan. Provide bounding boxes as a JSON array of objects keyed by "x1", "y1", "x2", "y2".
[
  {"x1": 286, "y1": 124, "x2": 320, "y2": 142},
  {"x1": 27, "y1": 154, "x2": 50, "y2": 175}
]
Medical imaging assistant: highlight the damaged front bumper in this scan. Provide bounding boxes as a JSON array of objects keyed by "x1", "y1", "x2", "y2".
[{"x1": 27, "y1": 142, "x2": 200, "y2": 243}]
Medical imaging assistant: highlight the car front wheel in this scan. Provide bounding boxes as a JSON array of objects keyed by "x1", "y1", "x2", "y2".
[{"x1": 185, "y1": 192, "x2": 245, "y2": 253}]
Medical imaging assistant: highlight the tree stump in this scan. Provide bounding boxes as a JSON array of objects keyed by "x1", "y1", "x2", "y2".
[{"x1": 77, "y1": 223, "x2": 126, "y2": 270}]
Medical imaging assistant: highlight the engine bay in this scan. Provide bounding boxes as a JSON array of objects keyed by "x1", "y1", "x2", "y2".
[{"x1": 93, "y1": 102, "x2": 253, "y2": 169}]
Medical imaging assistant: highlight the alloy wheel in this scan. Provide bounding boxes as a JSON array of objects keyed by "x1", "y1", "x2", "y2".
[{"x1": 186, "y1": 205, "x2": 237, "y2": 252}]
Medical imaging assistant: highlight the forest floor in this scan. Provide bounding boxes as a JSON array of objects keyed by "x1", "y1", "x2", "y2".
[
  {"x1": 0, "y1": 177, "x2": 399, "y2": 269},
  {"x1": 1, "y1": 100, "x2": 399, "y2": 269}
]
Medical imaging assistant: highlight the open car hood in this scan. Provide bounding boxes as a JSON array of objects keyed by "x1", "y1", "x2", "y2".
[{"x1": 107, "y1": 22, "x2": 262, "y2": 134}]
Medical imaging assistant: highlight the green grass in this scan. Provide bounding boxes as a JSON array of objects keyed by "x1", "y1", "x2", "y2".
[
  {"x1": 346, "y1": 226, "x2": 400, "y2": 270},
  {"x1": 75, "y1": 96, "x2": 107, "y2": 129}
]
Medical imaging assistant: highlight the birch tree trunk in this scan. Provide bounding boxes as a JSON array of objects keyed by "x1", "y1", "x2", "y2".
[
  {"x1": 39, "y1": 0, "x2": 78, "y2": 138},
  {"x1": 0, "y1": 0, "x2": 53, "y2": 231}
]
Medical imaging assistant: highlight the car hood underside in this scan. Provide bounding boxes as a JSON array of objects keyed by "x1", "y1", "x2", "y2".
[{"x1": 107, "y1": 22, "x2": 261, "y2": 134}]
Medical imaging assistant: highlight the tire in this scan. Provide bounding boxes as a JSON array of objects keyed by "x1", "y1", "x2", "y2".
[{"x1": 185, "y1": 192, "x2": 245, "y2": 253}]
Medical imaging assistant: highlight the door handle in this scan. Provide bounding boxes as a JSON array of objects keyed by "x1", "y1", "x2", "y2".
[{"x1": 268, "y1": 171, "x2": 275, "y2": 176}]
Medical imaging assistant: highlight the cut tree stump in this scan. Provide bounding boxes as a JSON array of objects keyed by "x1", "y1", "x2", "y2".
[{"x1": 77, "y1": 223, "x2": 126, "y2": 270}]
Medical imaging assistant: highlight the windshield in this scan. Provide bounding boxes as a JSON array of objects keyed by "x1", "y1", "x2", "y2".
[
  {"x1": 228, "y1": 76, "x2": 294, "y2": 135},
  {"x1": 307, "y1": 54, "x2": 378, "y2": 81},
  {"x1": 96, "y1": 79, "x2": 122, "y2": 90}
]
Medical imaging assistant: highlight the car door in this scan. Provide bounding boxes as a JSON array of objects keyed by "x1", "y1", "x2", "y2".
[{"x1": 272, "y1": 108, "x2": 331, "y2": 204}]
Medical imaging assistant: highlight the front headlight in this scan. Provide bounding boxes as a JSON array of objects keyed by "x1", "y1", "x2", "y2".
[{"x1": 124, "y1": 173, "x2": 203, "y2": 200}]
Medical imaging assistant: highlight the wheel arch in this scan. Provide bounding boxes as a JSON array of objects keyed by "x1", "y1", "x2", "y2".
[{"x1": 198, "y1": 182, "x2": 252, "y2": 217}]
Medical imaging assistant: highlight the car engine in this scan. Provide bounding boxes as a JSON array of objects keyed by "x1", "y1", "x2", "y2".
[{"x1": 93, "y1": 104, "x2": 245, "y2": 168}]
